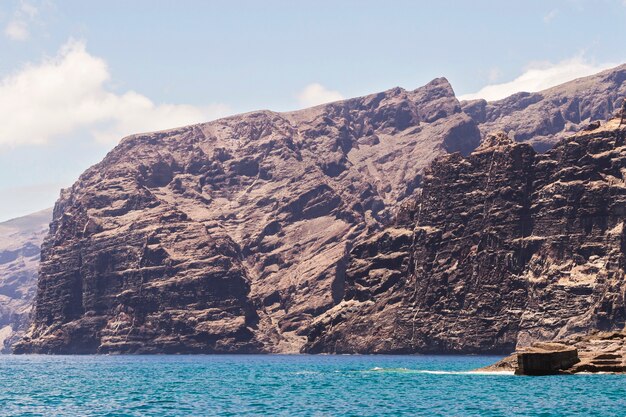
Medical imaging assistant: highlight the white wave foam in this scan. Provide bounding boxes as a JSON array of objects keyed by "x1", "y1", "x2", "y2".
[
  {"x1": 363, "y1": 368, "x2": 514, "y2": 375},
  {"x1": 422, "y1": 370, "x2": 515, "y2": 375}
]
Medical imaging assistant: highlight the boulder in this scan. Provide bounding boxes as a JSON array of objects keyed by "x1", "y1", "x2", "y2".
[{"x1": 515, "y1": 343, "x2": 579, "y2": 375}]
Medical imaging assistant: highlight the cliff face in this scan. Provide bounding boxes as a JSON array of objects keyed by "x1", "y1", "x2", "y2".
[
  {"x1": 0, "y1": 209, "x2": 51, "y2": 352},
  {"x1": 15, "y1": 79, "x2": 482, "y2": 353},
  {"x1": 14, "y1": 66, "x2": 626, "y2": 354},
  {"x1": 462, "y1": 64, "x2": 626, "y2": 151},
  {"x1": 305, "y1": 118, "x2": 626, "y2": 353}
]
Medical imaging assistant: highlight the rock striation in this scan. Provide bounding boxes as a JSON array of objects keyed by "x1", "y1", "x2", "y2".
[
  {"x1": 15, "y1": 79, "x2": 481, "y2": 353},
  {"x1": 462, "y1": 64, "x2": 626, "y2": 151},
  {"x1": 479, "y1": 331, "x2": 626, "y2": 374},
  {"x1": 0, "y1": 209, "x2": 51, "y2": 352},
  {"x1": 305, "y1": 116, "x2": 626, "y2": 354},
  {"x1": 14, "y1": 65, "x2": 626, "y2": 355}
]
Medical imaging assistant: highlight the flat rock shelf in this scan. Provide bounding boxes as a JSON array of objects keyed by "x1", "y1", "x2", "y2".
[{"x1": 478, "y1": 331, "x2": 626, "y2": 375}]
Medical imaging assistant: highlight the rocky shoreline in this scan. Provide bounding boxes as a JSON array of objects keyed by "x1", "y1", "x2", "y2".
[{"x1": 477, "y1": 330, "x2": 626, "y2": 375}]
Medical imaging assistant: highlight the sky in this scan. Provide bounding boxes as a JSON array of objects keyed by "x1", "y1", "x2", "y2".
[{"x1": 1, "y1": 0, "x2": 626, "y2": 222}]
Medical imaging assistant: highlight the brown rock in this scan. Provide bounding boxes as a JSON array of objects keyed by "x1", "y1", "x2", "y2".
[
  {"x1": 0, "y1": 209, "x2": 51, "y2": 352},
  {"x1": 14, "y1": 65, "x2": 626, "y2": 355},
  {"x1": 478, "y1": 330, "x2": 626, "y2": 374},
  {"x1": 306, "y1": 115, "x2": 626, "y2": 354},
  {"x1": 515, "y1": 343, "x2": 579, "y2": 375},
  {"x1": 462, "y1": 64, "x2": 626, "y2": 151},
  {"x1": 15, "y1": 79, "x2": 481, "y2": 354}
]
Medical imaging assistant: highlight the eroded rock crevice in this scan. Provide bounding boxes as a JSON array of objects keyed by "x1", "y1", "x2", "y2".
[
  {"x1": 306, "y1": 119, "x2": 626, "y2": 353},
  {"x1": 12, "y1": 65, "x2": 626, "y2": 354}
]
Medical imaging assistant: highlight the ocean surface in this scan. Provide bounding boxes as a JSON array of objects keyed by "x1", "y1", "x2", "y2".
[{"x1": 0, "y1": 354, "x2": 624, "y2": 416}]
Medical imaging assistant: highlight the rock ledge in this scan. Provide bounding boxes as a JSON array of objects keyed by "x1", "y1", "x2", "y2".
[{"x1": 478, "y1": 331, "x2": 626, "y2": 375}]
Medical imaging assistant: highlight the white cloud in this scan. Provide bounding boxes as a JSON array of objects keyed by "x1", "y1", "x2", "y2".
[
  {"x1": 459, "y1": 56, "x2": 616, "y2": 102},
  {"x1": 543, "y1": 9, "x2": 558, "y2": 23},
  {"x1": 3, "y1": 1, "x2": 38, "y2": 41},
  {"x1": 4, "y1": 19, "x2": 28, "y2": 40},
  {"x1": 297, "y1": 83, "x2": 344, "y2": 107},
  {"x1": 0, "y1": 39, "x2": 232, "y2": 148},
  {"x1": 19, "y1": 1, "x2": 38, "y2": 18}
]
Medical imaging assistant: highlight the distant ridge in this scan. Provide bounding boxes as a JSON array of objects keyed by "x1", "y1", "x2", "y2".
[
  {"x1": 463, "y1": 63, "x2": 626, "y2": 151},
  {"x1": 0, "y1": 207, "x2": 52, "y2": 352}
]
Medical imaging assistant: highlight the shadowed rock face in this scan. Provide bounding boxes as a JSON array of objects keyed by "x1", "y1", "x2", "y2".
[
  {"x1": 0, "y1": 209, "x2": 51, "y2": 352},
  {"x1": 15, "y1": 78, "x2": 482, "y2": 354},
  {"x1": 462, "y1": 64, "x2": 626, "y2": 152},
  {"x1": 305, "y1": 118, "x2": 626, "y2": 354},
  {"x1": 515, "y1": 343, "x2": 580, "y2": 375}
]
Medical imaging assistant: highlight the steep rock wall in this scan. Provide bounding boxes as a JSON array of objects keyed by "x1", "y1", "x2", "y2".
[
  {"x1": 15, "y1": 79, "x2": 481, "y2": 353},
  {"x1": 306, "y1": 119, "x2": 626, "y2": 353}
]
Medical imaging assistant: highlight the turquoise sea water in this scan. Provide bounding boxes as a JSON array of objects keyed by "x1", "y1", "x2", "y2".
[{"x1": 0, "y1": 355, "x2": 625, "y2": 416}]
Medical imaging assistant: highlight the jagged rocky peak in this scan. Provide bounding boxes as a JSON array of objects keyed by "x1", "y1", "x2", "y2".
[
  {"x1": 462, "y1": 64, "x2": 626, "y2": 151},
  {"x1": 14, "y1": 77, "x2": 481, "y2": 354},
  {"x1": 305, "y1": 109, "x2": 626, "y2": 354}
]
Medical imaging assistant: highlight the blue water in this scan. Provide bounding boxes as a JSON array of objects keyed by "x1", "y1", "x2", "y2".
[{"x1": 0, "y1": 355, "x2": 624, "y2": 416}]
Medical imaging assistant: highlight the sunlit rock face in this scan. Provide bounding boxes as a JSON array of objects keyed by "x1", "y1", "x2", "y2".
[
  {"x1": 462, "y1": 64, "x2": 626, "y2": 152},
  {"x1": 15, "y1": 65, "x2": 626, "y2": 355},
  {"x1": 0, "y1": 209, "x2": 51, "y2": 352},
  {"x1": 306, "y1": 118, "x2": 626, "y2": 354},
  {"x1": 15, "y1": 78, "x2": 483, "y2": 354}
]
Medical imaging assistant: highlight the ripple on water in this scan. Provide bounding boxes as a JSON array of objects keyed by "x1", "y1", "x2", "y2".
[{"x1": 0, "y1": 355, "x2": 624, "y2": 416}]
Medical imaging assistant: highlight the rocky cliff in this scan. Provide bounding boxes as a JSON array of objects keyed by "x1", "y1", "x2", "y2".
[
  {"x1": 15, "y1": 78, "x2": 482, "y2": 353},
  {"x1": 0, "y1": 209, "x2": 51, "y2": 352},
  {"x1": 462, "y1": 64, "x2": 626, "y2": 151},
  {"x1": 305, "y1": 116, "x2": 626, "y2": 353},
  {"x1": 14, "y1": 65, "x2": 626, "y2": 354}
]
